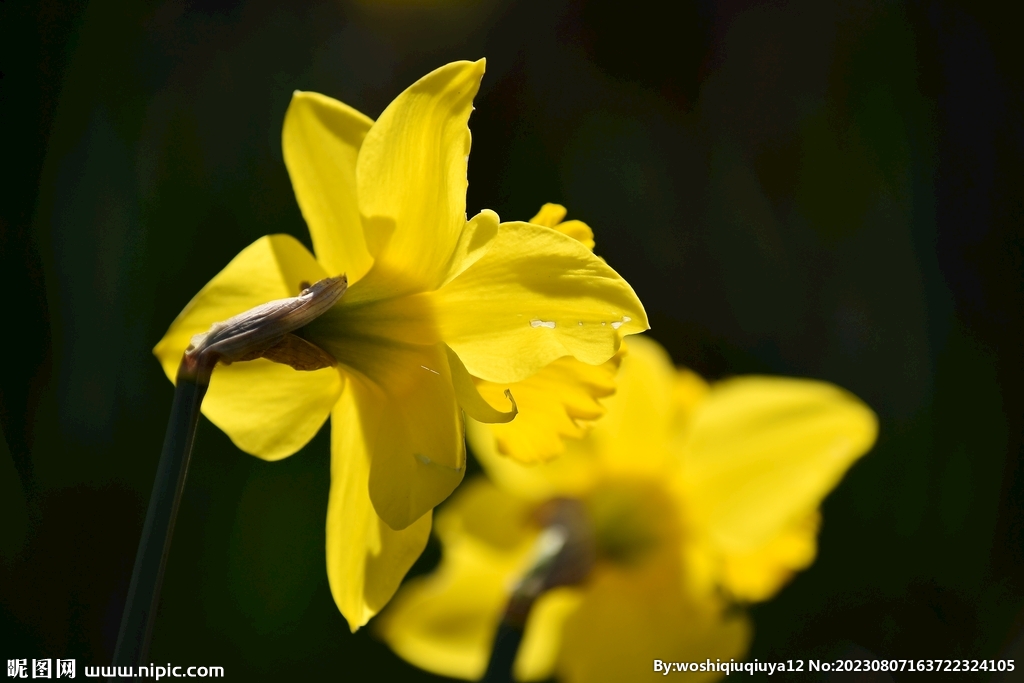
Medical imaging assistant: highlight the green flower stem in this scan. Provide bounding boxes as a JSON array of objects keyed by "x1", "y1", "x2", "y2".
[
  {"x1": 112, "y1": 353, "x2": 214, "y2": 667},
  {"x1": 483, "y1": 500, "x2": 595, "y2": 683},
  {"x1": 483, "y1": 568, "x2": 543, "y2": 683},
  {"x1": 111, "y1": 276, "x2": 346, "y2": 669},
  {"x1": 108, "y1": 277, "x2": 345, "y2": 676},
  {"x1": 483, "y1": 621, "x2": 525, "y2": 683}
]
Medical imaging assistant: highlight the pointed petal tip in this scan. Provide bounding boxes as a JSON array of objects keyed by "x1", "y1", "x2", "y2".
[
  {"x1": 432, "y1": 59, "x2": 486, "y2": 79},
  {"x1": 450, "y1": 58, "x2": 486, "y2": 81}
]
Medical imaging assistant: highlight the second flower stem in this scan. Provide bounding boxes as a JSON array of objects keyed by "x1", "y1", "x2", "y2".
[{"x1": 483, "y1": 499, "x2": 595, "y2": 683}]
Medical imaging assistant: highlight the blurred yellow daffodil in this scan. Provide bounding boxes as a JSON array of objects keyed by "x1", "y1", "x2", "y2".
[
  {"x1": 153, "y1": 61, "x2": 648, "y2": 630},
  {"x1": 474, "y1": 204, "x2": 622, "y2": 464},
  {"x1": 378, "y1": 335, "x2": 877, "y2": 681}
]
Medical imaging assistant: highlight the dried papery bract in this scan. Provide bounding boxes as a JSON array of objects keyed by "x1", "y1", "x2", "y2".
[{"x1": 185, "y1": 275, "x2": 347, "y2": 374}]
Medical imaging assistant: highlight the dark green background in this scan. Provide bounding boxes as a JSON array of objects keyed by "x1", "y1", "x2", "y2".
[{"x1": 2, "y1": 0, "x2": 1022, "y2": 680}]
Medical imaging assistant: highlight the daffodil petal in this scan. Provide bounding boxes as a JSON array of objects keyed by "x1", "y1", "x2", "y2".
[
  {"x1": 446, "y1": 345, "x2": 517, "y2": 424},
  {"x1": 366, "y1": 345, "x2": 465, "y2": 530},
  {"x1": 313, "y1": 337, "x2": 464, "y2": 530},
  {"x1": 357, "y1": 60, "x2": 486, "y2": 291},
  {"x1": 672, "y1": 367, "x2": 712, "y2": 428},
  {"x1": 376, "y1": 542, "x2": 515, "y2": 680},
  {"x1": 528, "y1": 205, "x2": 594, "y2": 248},
  {"x1": 368, "y1": 366, "x2": 464, "y2": 532},
  {"x1": 377, "y1": 478, "x2": 536, "y2": 679},
  {"x1": 559, "y1": 566, "x2": 749, "y2": 683},
  {"x1": 551, "y1": 220, "x2": 595, "y2": 250},
  {"x1": 302, "y1": 289, "x2": 464, "y2": 529},
  {"x1": 681, "y1": 377, "x2": 878, "y2": 553},
  {"x1": 433, "y1": 476, "x2": 537, "y2": 551},
  {"x1": 153, "y1": 235, "x2": 327, "y2": 378},
  {"x1": 326, "y1": 375, "x2": 432, "y2": 631},
  {"x1": 719, "y1": 511, "x2": 820, "y2": 602},
  {"x1": 476, "y1": 354, "x2": 619, "y2": 464},
  {"x1": 152, "y1": 235, "x2": 337, "y2": 460},
  {"x1": 529, "y1": 203, "x2": 567, "y2": 227},
  {"x1": 282, "y1": 91, "x2": 374, "y2": 282},
  {"x1": 203, "y1": 360, "x2": 342, "y2": 460},
  {"x1": 514, "y1": 588, "x2": 585, "y2": 682},
  {"x1": 433, "y1": 221, "x2": 648, "y2": 383},
  {"x1": 588, "y1": 336, "x2": 678, "y2": 472},
  {"x1": 467, "y1": 419, "x2": 597, "y2": 503},
  {"x1": 440, "y1": 209, "x2": 500, "y2": 287}
]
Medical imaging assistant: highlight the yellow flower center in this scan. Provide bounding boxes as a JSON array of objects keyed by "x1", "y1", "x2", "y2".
[{"x1": 583, "y1": 478, "x2": 680, "y2": 567}]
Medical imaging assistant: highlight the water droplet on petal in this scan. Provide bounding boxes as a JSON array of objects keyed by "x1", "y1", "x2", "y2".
[{"x1": 530, "y1": 319, "x2": 556, "y2": 329}]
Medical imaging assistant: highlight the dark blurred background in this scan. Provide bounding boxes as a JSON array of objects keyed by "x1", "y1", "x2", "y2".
[{"x1": 2, "y1": 0, "x2": 1022, "y2": 680}]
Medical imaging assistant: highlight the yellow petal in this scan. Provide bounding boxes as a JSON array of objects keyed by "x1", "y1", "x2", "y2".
[
  {"x1": 326, "y1": 374, "x2": 432, "y2": 631},
  {"x1": 202, "y1": 360, "x2": 342, "y2": 461},
  {"x1": 282, "y1": 91, "x2": 374, "y2": 282},
  {"x1": 433, "y1": 476, "x2": 537, "y2": 550},
  {"x1": 300, "y1": 284, "x2": 466, "y2": 529},
  {"x1": 447, "y1": 345, "x2": 517, "y2": 424},
  {"x1": 587, "y1": 336, "x2": 677, "y2": 473},
  {"x1": 440, "y1": 209, "x2": 500, "y2": 288},
  {"x1": 152, "y1": 235, "x2": 339, "y2": 460},
  {"x1": 357, "y1": 60, "x2": 486, "y2": 292},
  {"x1": 529, "y1": 203, "x2": 567, "y2": 227},
  {"x1": 467, "y1": 419, "x2": 597, "y2": 503},
  {"x1": 719, "y1": 511, "x2": 820, "y2": 602},
  {"x1": 377, "y1": 542, "x2": 514, "y2": 680},
  {"x1": 514, "y1": 588, "x2": 585, "y2": 681},
  {"x1": 311, "y1": 335, "x2": 465, "y2": 530},
  {"x1": 475, "y1": 353, "x2": 619, "y2": 464},
  {"x1": 681, "y1": 376, "x2": 878, "y2": 553},
  {"x1": 551, "y1": 220, "x2": 595, "y2": 250},
  {"x1": 672, "y1": 367, "x2": 711, "y2": 430},
  {"x1": 376, "y1": 478, "x2": 536, "y2": 679},
  {"x1": 153, "y1": 235, "x2": 327, "y2": 378},
  {"x1": 433, "y1": 221, "x2": 648, "y2": 383},
  {"x1": 528, "y1": 204, "x2": 595, "y2": 249},
  {"x1": 558, "y1": 563, "x2": 749, "y2": 683},
  {"x1": 367, "y1": 345, "x2": 465, "y2": 531}
]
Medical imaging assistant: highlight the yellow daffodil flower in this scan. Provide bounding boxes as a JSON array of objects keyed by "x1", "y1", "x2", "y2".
[
  {"x1": 474, "y1": 204, "x2": 621, "y2": 464},
  {"x1": 378, "y1": 335, "x2": 878, "y2": 681},
  {"x1": 152, "y1": 60, "x2": 648, "y2": 630}
]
